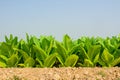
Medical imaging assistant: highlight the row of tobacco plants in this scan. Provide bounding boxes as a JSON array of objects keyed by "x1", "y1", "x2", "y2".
[{"x1": 0, "y1": 34, "x2": 120, "y2": 68}]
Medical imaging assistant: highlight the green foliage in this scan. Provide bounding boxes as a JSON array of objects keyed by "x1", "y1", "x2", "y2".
[
  {"x1": 64, "y1": 54, "x2": 79, "y2": 67},
  {"x1": 7, "y1": 54, "x2": 19, "y2": 67},
  {"x1": 79, "y1": 45, "x2": 101, "y2": 67},
  {"x1": 0, "y1": 34, "x2": 120, "y2": 68},
  {"x1": 55, "y1": 35, "x2": 79, "y2": 67},
  {"x1": 99, "y1": 48, "x2": 120, "y2": 67},
  {"x1": 44, "y1": 53, "x2": 57, "y2": 67}
]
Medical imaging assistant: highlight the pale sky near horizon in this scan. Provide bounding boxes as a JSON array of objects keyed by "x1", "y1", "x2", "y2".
[{"x1": 0, "y1": 0, "x2": 120, "y2": 41}]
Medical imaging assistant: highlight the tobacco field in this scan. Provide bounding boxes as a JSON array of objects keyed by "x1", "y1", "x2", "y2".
[{"x1": 0, "y1": 34, "x2": 120, "y2": 68}]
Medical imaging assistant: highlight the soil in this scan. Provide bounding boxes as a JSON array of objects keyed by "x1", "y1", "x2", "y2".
[{"x1": 0, "y1": 67, "x2": 120, "y2": 80}]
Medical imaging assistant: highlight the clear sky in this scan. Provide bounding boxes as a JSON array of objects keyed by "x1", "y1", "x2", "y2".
[{"x1": 0, "y1": 0, "x2": 120, "y2": 41}]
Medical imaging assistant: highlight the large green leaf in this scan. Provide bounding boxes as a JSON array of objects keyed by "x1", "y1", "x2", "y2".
[
  {"x1": 5, "y1": 35, "x2": 9, "y2": 43},
  {"x1": 14, "y1": 48, "x2": 29, "y2": 61},
  {"x1": 0, "y1": 55, "x2": 8, "y2": 68},
  {"x1": 68, "y1": 44, "x2": 81, "y2": 55},
  {"x1": 46, "y1": 40, "x2": 54, "y2": 55},
  {"x1": 113, "y1": 49, "x2": 120, "y2": 59},
  {"x1": 93, "y1": 52, "x2": 100, "y2": 64},
  {"x1": 56, "y1": 41, "x2": 67, "y2": 63},
  {"x1": 0, "y1": 42, "x2": 12, "y2": 57},
  {"x1": 0, "y1": 55, "x2": 8, "y2": 63},
  {"x1": 63, "y1": 34, "x2": 73, "y2": 51},
  {"x1": 44, "y1": 53, "x2": 57, "y2": 67},
  {"x1": 24, "y1": 57, "x2": 35, "y2": 67},
  {"x1": 36, "y1": 58, "x2": 44, "y2": 67},
  {"x1": 33, "y1": 45, "x2": 47, "y2": 61},
  {"x1": 79, "y1": 46, "x2": 89, "y2": 59},
  {"x1": 7, "y1": 54, "x2": 18, "y2": 67},
  {"x1": 19, "y1": 40, "x2": 30, "y2": 54},
  {"x1": 101, "y1": 49, "x2": 114, "y2": 67},
  {"x1": 32, "y1": 36, "x2": 40, "y2": 47},
  {"x1": 10, "y1": 34, "x2": 13, "y2": 41},
  {"x1": 12, "y1": 36, "x2": 18, "y2": 46},
  {"x1": 104, "y1": 38, "x2": 115, "y2": 53},
  {"x1": 111, "y1": 57, "x2": 120, "y2": 67},
  {"x1": 0, "y1": 61, "x2": 6, "y2": 68},
  {"x1": 98, "y1": 58, "x2": 107, "y2": 67},
  {"x1": 40, "y1": 37, "x2": 50, "y2": 51},
  {"x1": 56, "y1": 54, "x2": 64, "y2": 66},
  {"x1": 83, "y1": 59, "x2": 94, "y2": 67},
  {"x1": 88, "y1": 45, "x2": 101, "y2": 63},
  {"x1": 64, "y1": 54, "x2": 78, "y2": 67}
]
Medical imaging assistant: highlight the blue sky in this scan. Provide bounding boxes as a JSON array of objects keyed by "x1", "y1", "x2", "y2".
[{"x1": 0, "y1": 0, "x2": 120, "y2": 41}]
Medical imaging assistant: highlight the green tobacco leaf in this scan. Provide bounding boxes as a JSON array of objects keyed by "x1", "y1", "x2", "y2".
[
  {"x1": 40, "y1": 37, "x2": 50, "y2": 52},
  {"x1": 14, "y1": 48, "x2": 29, "y2": 61},
  {"x1": 63, "y1": 34, "x2": 73, "y2": 51},
  {"x1": 46, "y1": 40, "x2": 54, "y2": 55},
  {"x1": 21, "y1": 42, "x2": 30, "y2": 54},
  {"x1": 101, "y1": 49, "x2": 114, "y2": 67},
  {"x1": 0, "y1": 55, "x2": 8, "y2": 63},
  {"x1": 0, "y1": 61, "x2": 6, "y2": 68},
  {"x1": 44, "y1": 53, "x2": 57, "y2": 67},
  {"x1": 98, "y1": 58, "x2": 106, "y2": 67},
  {"x1": 33, "y1": 36, "x2": 40, "y2": 47},
  {"x1": 111, "y1": 58, "x2": 120, "y2": 67},
  {"x1": 93, "y1": 52, "x2": 100, "y2": 64},
  {"x1": 36, "y1": 58, "x2": 44, "y2": 67},
  {"x1": 56, "y1": 41, "x2": 67, "y2": 63},
  {"x1": 5, "y1": 35, "x2": 9, "y2": 43},
  {"x1": 113, "y1": 49, "x2": 120, "y2": 59},
  {"x1": 65, "y1": 54, "x2": 78, "y2": 67},
  {"x1": 0, "y1": 42, "x2": 12, "y2": 57},
  {"x1": 24, "y1": 57, "x2": 35, "y2": 67},
  {"x1": 104, "y1": 38, "x2": 115, "y2": 53},
  {"x1": 7, "y1": 54, "x2": 18, "y2": 67},
  {"x1": 33, "y1": 45, "x2": 47, "y2": 61},
  {"x1": 26, "y1": 33, "x2": 30, "y2": 43},
  {"x1": 79, "y1": 46, "x2": 89, "y2": 59},
  {"x1": 83, "y1": 59, "x2": 94, "y2": 67},
  {"x1": 56, "y1": 54, "x2": 64, "y2": 66},
  {"x1": 68, "y1": 44, "x2": 81, "y2": 55},
  {"x1": 12, "y1": 36, "x2": 18, "y2": 46},
  {"x1": 10, "y1": 34, "x2": 13, "y2": 41},
  {"x1": 83, "y1": 37, "x2": 92, "y2": 51},
  {"x1": 88, "y1": 45, "x2": 101, "y2": 63}
]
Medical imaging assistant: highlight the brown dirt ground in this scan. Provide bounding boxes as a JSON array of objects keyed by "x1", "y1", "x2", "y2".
[{"x1": 0, "y1": 67, "x2": 120, "y2": 80}]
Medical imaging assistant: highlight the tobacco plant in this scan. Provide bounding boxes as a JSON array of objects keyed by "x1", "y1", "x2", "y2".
[
  {"x1": 0, "y1": 34, "x2": 20, "y2": 67},
  {"x1": 55, "y1": 35, "x2": 79, "y2": 67}
]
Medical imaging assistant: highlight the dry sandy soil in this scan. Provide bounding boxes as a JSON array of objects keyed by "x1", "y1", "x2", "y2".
[{"x1": 0, "y1": 67, "x2": 120, "y2": 80}]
